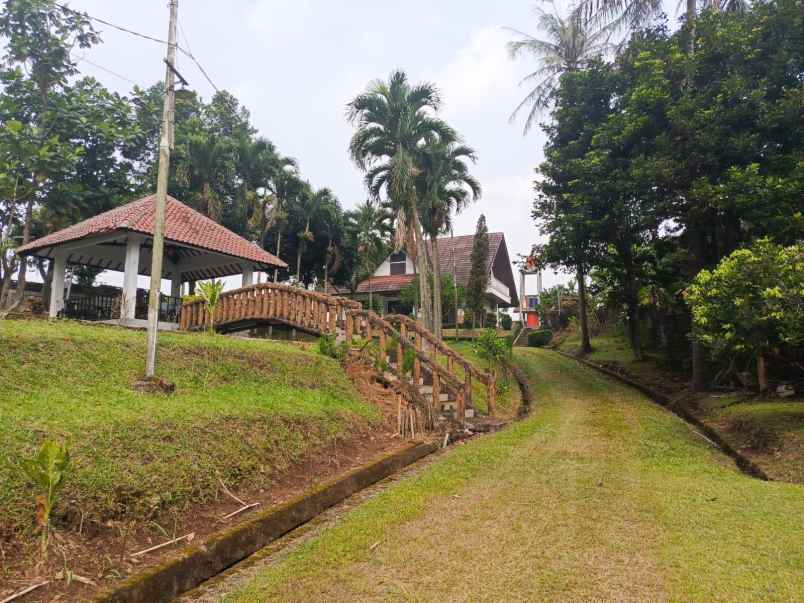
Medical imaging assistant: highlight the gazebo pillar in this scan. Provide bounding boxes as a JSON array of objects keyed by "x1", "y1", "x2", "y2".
[
  {"x1": 242, "y1": 266, "x2": 253, "y2": 287},
  {"x1": 122, "y1": 236, "x2": 142, "y2": 320},
  {"x1": 49, "y1": 252, "x2": 67, "y2": 318}
]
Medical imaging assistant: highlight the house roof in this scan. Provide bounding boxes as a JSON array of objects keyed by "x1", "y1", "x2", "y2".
[
  {"x1": 17, "y1": 195, "x2": 287, "y2": 274},
  {"x1": 356, "y1": 274, "x2": 416, "y2": 294},
  {"x1": 356, "y1": 232, "x2": 519, "y2": 306}
]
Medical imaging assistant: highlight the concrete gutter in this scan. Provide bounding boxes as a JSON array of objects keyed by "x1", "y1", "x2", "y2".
[
  {"x1": 555, "y1": 350, "x2": 770, "y2": 481},
  {"x1": 93, "y1": 442, "x2": 438, "y2": 603}
]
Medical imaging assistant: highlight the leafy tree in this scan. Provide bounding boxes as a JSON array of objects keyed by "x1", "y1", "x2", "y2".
[
  {"x1": 686, "y1": 240, "x2": 804, "y2": 393},
  {"x1": 347, "y1": 70, "x2": 455, "y2": 332},
  {"x1": 400, "y1": 272, "x2": 465, "y2": 324},
  {"x1": 344, "y1": 200, "x2": 393, "y2": 300},
  {"x1": 466, "y1": 214, "x2": 489, "y2": 328},
  {"x1": 506, "y1": 0, "x2": 612, "y2": 133}
]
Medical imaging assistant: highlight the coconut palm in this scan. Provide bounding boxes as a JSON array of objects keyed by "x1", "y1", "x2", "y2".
[
  {"x1": 506, "y1": 1, "x2": 613, "y2": 134},
  {"x1": 347, "y1": 70, "x2": 455, "y2": 330},
  {"x1": 294, "y1": 186, "x2": 336, "y2": 282},
  {"x1": 417, "y1": 139, "x2": 481, "y2": 338},
  {"x1": 265, "y1": 162, "x2": 302, "y2": 282}
]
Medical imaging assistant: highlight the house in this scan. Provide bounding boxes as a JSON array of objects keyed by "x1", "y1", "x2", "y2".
[
  {"x1": 16, "y1": 194, "x2": 286, "y2": 325},
  {"x1": 356, "y1": 232, "x2": 519, "y2": 316}
]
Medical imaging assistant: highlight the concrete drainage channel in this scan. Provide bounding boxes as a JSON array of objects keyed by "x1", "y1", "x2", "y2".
[
  {"x1": 92, "y1": 367, "x2": 533, "y2": 603},
  {"x1": 555, "y1": 350, "x2": 770, "y2": 481}
]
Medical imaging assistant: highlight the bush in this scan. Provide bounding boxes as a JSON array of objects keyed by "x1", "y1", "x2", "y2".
[
  {"x1": 316, "y1": 334, "x2": 346, "y2": 360},
  {"x1": 499, "y1": 313, "x2": 513, "y2": 330},
  {"x1": 528, "y1": 329, "x2": 553, "y2": 347},
  {"x1": 485, "y1": 312, "x2": 497, "y2": 328}
]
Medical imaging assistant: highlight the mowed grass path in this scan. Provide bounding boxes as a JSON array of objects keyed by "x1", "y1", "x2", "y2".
[{"x1": 228, "y1": 349, "x2": 803, "y2": 602}]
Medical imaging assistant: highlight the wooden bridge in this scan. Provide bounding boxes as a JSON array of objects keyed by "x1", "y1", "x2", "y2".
[{"x1": 179, "y1": 283, "x2": 496, "y2": 428}]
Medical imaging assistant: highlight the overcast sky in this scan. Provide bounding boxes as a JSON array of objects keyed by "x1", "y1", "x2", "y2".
[{"x1": 60, "y1": 0, "x2": 679, "y2": 293}]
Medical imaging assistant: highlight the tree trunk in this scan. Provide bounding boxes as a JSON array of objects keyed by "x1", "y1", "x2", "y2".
[
  {"x1": 411, "y1": 209, "x2": 433, "y2": 331},
  {"x1": 274, "y1": 231, "x2": 282, "y2": 283},
  {"x1": 623, "y1": 255, "x2": 642, "y2": 361},
  {"x1": 576, "y1": 262, "x2": 592, "y2": 354},
  {"x1": 431, "y1": 235, "x2": 443, "y2": 340},
  {"x1": 3, "y1": 197, "x2": 35, "y2": 316},
  {"x1": 757, "y1": 352, "x2": 768, "y2": 393},
  {"x1": 296, "y1": 222, "x2": 309, "y2": 281},
  {"x1": 686, "y1": 0, "x2": 696, "y2": 55},
  {"x1": 39, "y1": 259, "x2": 53, "y2": 311}
]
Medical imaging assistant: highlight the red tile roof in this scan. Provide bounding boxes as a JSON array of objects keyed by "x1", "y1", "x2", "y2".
[
  {"x1": 17, "y1": 194, "x2": 287, "y2": 269},
  {"x1": 356, "y1": 274, "x2": 415, "y2": 294}
]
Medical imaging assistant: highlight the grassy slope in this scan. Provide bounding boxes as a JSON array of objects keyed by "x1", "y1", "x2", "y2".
[
  {"x1": 558, "y1": 332, "x2": 804, "y2": 482},
  {"x1": 447, "y1": 340, "x2": 520, "y2": 418},
  {"x1": 227, "y1": 349, "x2": 803, "y2": 602},
  {"x1": 0, "y1": 320, "x2": 378, "y2": 542}
]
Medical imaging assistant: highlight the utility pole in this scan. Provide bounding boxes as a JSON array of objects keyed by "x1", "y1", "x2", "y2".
[{"x1": 145, "y1": 0, "x2": 179, "y2": 378}]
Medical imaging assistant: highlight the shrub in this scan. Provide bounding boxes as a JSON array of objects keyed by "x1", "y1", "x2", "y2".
[
  {"x1": 197, "y1": 280, "x2": 225, "y2": 333},
  {"x1": 19, "y1": 440, "x2": 70, "y2": 553},
  {"x1": 485, "y1": 312, "x2": 497, "y2": 328},
  {"x1": 316, "y1": 334, "x2": 345, "y2": 360},
  {"x1": 528, "y1": 329, "x2": 553, "y2": 347},
  {"x1": 499, "y1": 313, "x2": 513, "y2": 330},
  {"x1": 686, "y1": 239, "x2": 804, "y2": 392}
]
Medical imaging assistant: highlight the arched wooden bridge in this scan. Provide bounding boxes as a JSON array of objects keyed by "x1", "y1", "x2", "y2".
[{"x1": 179, "y1": 283, "x2": 496, "y2": 427}]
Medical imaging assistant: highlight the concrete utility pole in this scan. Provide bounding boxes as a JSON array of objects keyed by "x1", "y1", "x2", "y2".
[{"x1": 145, "y1": 0, "x2": 179, "y2": 378}]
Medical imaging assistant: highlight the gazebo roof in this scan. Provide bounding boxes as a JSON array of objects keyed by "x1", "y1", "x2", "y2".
[{"x1": 17, "y1": 194, "x2": 287, "y2": 280}]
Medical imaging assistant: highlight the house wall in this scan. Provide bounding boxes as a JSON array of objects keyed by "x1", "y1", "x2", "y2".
[{"x1": 373, "y1": 254, "x2": 415, "y2": 277}]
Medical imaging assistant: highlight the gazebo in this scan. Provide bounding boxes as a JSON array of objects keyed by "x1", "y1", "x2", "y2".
[{"x1": 16, "y1": 194, "x2": 287, "y2": 323}]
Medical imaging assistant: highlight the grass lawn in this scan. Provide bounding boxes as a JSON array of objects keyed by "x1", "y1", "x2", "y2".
[
  {"x1": 0, "y1": 319, "x2": 379, "y2": 545},
  {"x1": 225, "y1": 349, "x2": 803, "y2": 602}
]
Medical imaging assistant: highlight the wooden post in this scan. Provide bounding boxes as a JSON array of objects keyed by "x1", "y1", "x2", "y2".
[
  {"x1": 465, "y1": 372, "x2": 472, "y2": 409},
  {"x1": 432, "y1": 368, "x2": 441, "y2": 416},
  {"x1": 379, "y1": 329, "x2": 387, "y2": 365},
  {"x1": 487, "y1": 377, "x2": 496, "y2": 415},
  {"x1": 413, "y1": 335, "x2": 422, "y2": 385},
  {"x1": 457, "y1": 388, "x2": 466, "y2": 425},
  {"x1": 345, "y1": 312, "x2": 353, "y2": 345}
]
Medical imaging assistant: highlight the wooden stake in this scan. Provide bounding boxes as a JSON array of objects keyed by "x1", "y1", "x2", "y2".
[
  {"x1": 131, "y1": 532, "x2": 195, "y2": 558},
  {"x1": 1, "y1": 581, "x2": 49, "y2": 603}
]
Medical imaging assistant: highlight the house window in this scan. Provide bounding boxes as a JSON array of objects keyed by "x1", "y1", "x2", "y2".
[{"x1": 389, "y1": 252, "x2": 407, "y2": 276}]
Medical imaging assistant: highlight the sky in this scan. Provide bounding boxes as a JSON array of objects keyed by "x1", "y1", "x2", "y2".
[{"x1": 50, "y1": 0, "x2": 679, "y2": 294}]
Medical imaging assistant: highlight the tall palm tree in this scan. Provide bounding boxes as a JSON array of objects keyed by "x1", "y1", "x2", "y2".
[
  {"x1": 506, "y1": 1, "x2": 612, "y2": 134},
  {"x1": 175, "y1": 130, "x2": 233, "y2": 220},
  {"x1": 418, "y1": 139, "x2": 481, "y2": 339},
  {"x1": 347, "y1": 70, "x2": 455, "y2": 330}
]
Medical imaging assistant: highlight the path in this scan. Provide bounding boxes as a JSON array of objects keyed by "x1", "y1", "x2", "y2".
[{"x1": 190, "y1": 350, "x2": 804, "y2": 602}]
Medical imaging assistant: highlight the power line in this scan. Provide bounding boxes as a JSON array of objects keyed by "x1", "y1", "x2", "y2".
[
  {"x1": 56, "y1": 2, "x2": 220, "y2": 93},
  {"x1": 76, "y1": 54, "x2": 139, "y2": 86},
  {"x1": 176, "y1": 17, "x2": 219, "y2": 93},
  {"x1": 55, "y1": 2, "x2": 171, "y2": 47}
]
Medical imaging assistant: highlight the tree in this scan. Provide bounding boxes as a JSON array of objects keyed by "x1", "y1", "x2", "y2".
[
  {"x1": 417, "y1": 139, "x2": 481, "y2": 338},
  {"x1": 401, "y1": 272, "x2": 464, "y2": 324},
  {"x1": 0, "y1": 0, "x2": 99, "y2": 315},
  {"x1": 293, "y1": 186, "x2": 336, "y2": 282},
  {"x1": 506, "y1": 0, "x2": 612, "y2": 134},
  {"x1": 466, "y1": 215, "x2": 489, "y2": 328},
  {"x1": 347, "y1": 70, "x2": 455, "y2": 332},
  {"x1": 345, "y1": 200, "x2": 393, "y2": 300},
  {"x1": 686, "y1": 240, "x2": 804, "y2": 393}
]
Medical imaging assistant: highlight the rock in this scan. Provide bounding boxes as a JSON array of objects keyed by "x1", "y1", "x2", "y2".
[{"x1": 132, "y1": 376, "x2": 176, "y2": 395}]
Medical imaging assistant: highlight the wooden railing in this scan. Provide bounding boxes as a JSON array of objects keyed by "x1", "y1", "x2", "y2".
[
  {"x1": 386, "y1": 314, "x2": 496, "y2": 415},
  {"x1": 179, "y1": 284, "x2": 496, "y2": 428}
]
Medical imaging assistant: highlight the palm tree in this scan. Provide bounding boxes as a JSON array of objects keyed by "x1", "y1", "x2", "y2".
[
  {"x1": 346, "y1": 200, "x2": 393, "y2": 308},
  {"x1": 347, "y1": 70, "x2": 455, "y2": 330},
  {"x1": 175, "y1": 130, "x2": 233, "y2": 220},
  {"x1": 294, "y1": 186, "x2": 336, "y2": 282},
  {"x1": 266, "y1": 162, "x2": 302, "y2": 282},
  {"x1": 417, "y1": 139, "x2": 481, "y2": 339},
  {"x1": 506, "y1": 1, "x2": 612, "y2": 134}
]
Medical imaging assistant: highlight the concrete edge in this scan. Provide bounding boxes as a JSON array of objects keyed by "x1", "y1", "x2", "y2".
[
  {"x1": 554, "y1": 350, "x2": 771, "y2": 482},
  {"x1": 92, "y1": 441, "x2": 438, "y2": 603}
]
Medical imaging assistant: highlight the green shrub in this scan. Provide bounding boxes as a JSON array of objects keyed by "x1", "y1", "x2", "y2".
[
  {"x1": 485, "y1": 312, "x2": 497, "y2": 328},
  {"x1": 19, "y1": 440, "x2": 70, "y2": 553},
  {"x1": 316, "y1": 334, "x2": 345, "y2": 360},
  {"x1": 499, "y1": 313, "x2": 513, "y2": 330},
  {"x1": 528, "y1": 329, "x2": 553, "y2": 347},
  {"x1": 402, "y1": 347, "x2": 416, "y2": 375}
]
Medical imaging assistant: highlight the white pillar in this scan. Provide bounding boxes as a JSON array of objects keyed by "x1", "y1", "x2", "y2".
[
  {"x1": 122, "y1": 236, "x2": 142, "y2": 320},
  {"x1": 49, "y1": 252, "x2": 67, "y2": 318},
  {"x1": 242, "y1": 266, "x2": 253, "y2": 287}
]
